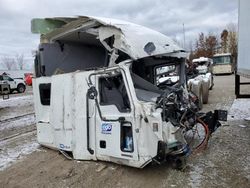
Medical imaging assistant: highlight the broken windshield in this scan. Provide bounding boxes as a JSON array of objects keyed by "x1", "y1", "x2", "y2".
[
  {"x1": 130, "y1": 72, "x2": 163, "y2": 102},
  {"x1": 155, "y1": 64, "x2": 180, "y2": 87},
  {"x1": 130, "y1": 56, "x2": 184, "y2": 102}
]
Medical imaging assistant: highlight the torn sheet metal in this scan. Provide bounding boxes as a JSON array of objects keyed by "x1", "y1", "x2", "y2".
[
  {"x1": 90, "y1": 16, "x2": 184, "y2": 59},
  {"x1": 32, "y1": 16, "x2": 185, "y2": 61}
]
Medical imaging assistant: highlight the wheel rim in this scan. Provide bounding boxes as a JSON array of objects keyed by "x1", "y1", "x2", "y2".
[{"x1": 19, "y1": 86, "x2": 24, "y2": 93}]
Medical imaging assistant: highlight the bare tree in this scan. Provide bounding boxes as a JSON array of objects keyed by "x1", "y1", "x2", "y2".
[
  {"x1": 194, "y1": 32, "x2": 206, "y2": 58},
  {"x1": 1, "y1": 56, "x2": 15, "y2": 70},
  {"x1": 193, "y1": 32, "x2": 218, "y2": 58},
  {"x1": 226, "y1": 23, "x2": 238, "y2": 62},
  {"x1": 15, "y1": 54, "x2": 25, "y2": 70},
  {"x1": 205, "y1": 33, "x2": 218, "y2": 57},
  {"x1": 220, "y1": 29, "x2": 228, "y2": 53}
]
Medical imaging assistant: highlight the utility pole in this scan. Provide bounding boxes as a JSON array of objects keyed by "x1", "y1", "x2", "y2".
[{"x1": 183, "y1": 23, "x2": 186, "y2": 50}]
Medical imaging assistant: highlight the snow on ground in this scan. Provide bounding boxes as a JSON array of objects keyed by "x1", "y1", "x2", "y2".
[
  {"x1": 0, "y1": 114, "x2": 35, "y2": 132},
  {"x1": 0, "y1": 136, "x2": 39, "y2": 171},
  {"x1": 0, "y1": 93, "x2": 37, "y2": 171},
  {"x1": 188, "y1": 164, "x2": 204, "y2": 188},
  {"x1": 0, "y1": 95, "x2": 33, "y2": 108},
  {"x1": 227, "y1": 99, "x2": 250, "y2": 121}
]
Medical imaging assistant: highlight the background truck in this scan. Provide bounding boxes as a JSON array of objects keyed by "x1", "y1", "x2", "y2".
[
  {"x1": 187, "y1": 57, "x2": 214, "y2": 109},
  {"x1": 212, "y1": 53, "x2": 235, "y2": 74},
  {"x1": 0, "y1": 74, "x2": 26, "y2": 94},
  {"x1": 236, "y1": 0, "x2": 250, "y2": 98}
]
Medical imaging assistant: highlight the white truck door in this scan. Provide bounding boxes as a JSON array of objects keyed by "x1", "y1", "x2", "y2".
[{"x1": 92, "y1": 71, "x2": 139, "y2": 161}]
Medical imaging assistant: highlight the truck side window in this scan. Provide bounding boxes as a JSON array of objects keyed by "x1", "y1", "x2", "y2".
[
  {"x1": 8, "y1": 77, "x2": 14, "y2": 81},
  {"x1": 99, "y1": 74, "x2": 130, "y2": 112},
  {"x1": 3, "y1": 76, "x2": 13, "y2": 81},
  {"x1": 39, "y1": 83, "x2": 51, "y2": 106}
]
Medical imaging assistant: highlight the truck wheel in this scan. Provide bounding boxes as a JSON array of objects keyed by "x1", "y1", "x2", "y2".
[
  {"x1": 202, "y1": 88, "x2": 209, "y2": 104},
  {"x1": 191, "y1": 83, "x2": 203, "y2": 110},
  {"x1": 202, "y1": 82, "x2": 209, "y2": 104},
  {"x1": 17, "y1": 84, "x2": 26, "y2": 93},
  {"x1": 198, "y1": 87, "x2": 203, "y2": 109},
  {"x1": 209, "y1": 76, "x2": 214, "y2": 90}
]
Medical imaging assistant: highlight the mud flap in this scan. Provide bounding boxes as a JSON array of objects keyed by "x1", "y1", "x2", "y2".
[
  {"x1": 200, "y1": 110, "x2": 228, "y2": 134},
  {"x1": 166, "y1": 144, "x2": 190, "y2": 170},
  {"x1": 154, "y1": 141, "x2": 166, "y2": 164},
  {"x1": 154, "y1": 141, "x2": 191, "y2": 169}
]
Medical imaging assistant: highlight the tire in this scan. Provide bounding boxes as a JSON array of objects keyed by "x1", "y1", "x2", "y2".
[
  {"x1": 17, "y1": 84, "x2": 26, "y2": 93},
  {"x1": 209, "y1": 76, "x2": 214, "y2": 90},
  {"x1": 198, "y1": 87, "x2": 203, "y2": 110},
  {"x1": 202, "y1": 87, "x2": 209, "y2": 104},
  {"x1": 191, "y1": 82, "x2": 203, "y2": 110},
  {"x1": 202, "y1": 83, "x2": 209, "y2": 104},
  {"x1": 10, "y1": 89, "x2": 15, "y2": 94}
]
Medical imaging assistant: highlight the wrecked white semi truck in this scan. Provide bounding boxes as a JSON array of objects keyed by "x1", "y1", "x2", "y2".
[{"x1": 31, "y1": 16, "x2": 225, "y2": 168}]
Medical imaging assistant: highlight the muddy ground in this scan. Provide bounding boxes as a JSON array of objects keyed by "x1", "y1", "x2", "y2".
[{"x1": 0, "y1": 75, "x2": 249, "y2": 188}]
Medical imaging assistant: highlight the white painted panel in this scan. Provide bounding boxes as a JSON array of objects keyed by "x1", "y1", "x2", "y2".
[
  {"x1": 50, "y1": 73, "x2": 73, "y2": 151},
  {"x1": 238, "y1": 0, "x2": 250, "y2": 77}
]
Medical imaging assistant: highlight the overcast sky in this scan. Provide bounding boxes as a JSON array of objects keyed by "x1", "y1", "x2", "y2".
[{"x1": 0, "y1": 0, "x2": 238, "y2": 70}]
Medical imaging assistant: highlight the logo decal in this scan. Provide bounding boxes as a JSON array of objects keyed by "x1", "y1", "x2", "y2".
[
  {"x1": 101, "y1": 123, "x2": 112, "y2": 134},
  {"x1": 59, "y1": 144, "x2": 70, "y2": 149}
]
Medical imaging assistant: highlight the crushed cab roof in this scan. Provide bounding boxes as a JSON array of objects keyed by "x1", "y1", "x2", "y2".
[{"x1": 32, "y1": 16, "x2": 186, "y2": 60}]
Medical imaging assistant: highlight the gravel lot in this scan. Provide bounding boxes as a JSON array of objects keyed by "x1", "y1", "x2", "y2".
[{"x1": 0, "y1": 75, "x2": 249, "y2": 188}]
